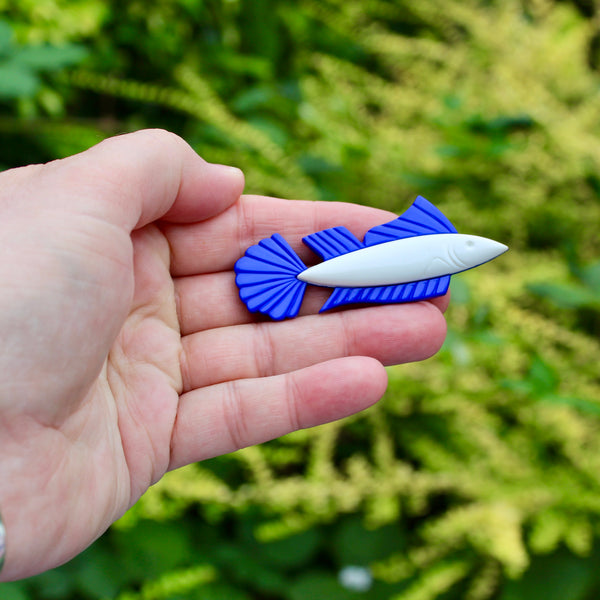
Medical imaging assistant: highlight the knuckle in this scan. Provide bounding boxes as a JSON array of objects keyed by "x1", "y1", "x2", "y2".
[
  {"x1": 222, "y1": 381, "x2": 251, "y2": 451},
  {"x1": 285, "y1": 375, "x2": 303, "y2": 431},
  {"x1": 252, "y1": 324, "x2": 276, "y2": 378}
]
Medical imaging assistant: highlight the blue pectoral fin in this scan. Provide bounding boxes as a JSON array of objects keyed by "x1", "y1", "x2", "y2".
[
  {"x1": 364, "y1": 196, "x2": 458, "y2": 246},
  {"x1": 302, "y1": 226, "x2": 363, "y2": 260},
  {"x1": 320, "y1": 275, "x2": 451, "y2": 312}
]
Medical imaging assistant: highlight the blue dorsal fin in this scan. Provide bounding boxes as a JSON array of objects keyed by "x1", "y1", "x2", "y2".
[
  {"x1": 302, "y1": 226, "x2": 363, "y2": 260},
  {"x1": 364, "y1": 196, "x2": 457, "y2": 247},
  {"x1": 320, "y1": 275, "x2": 451, "y2": 312}
]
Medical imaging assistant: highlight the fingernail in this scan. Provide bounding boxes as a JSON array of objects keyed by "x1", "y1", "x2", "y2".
[{"x1": 211, "y1": 164, "x2": 244, "y2": 179}]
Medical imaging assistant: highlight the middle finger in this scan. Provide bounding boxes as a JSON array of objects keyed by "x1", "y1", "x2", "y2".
[{"x1": 180, "y1": 301, "x2": 447, "y2": 392}]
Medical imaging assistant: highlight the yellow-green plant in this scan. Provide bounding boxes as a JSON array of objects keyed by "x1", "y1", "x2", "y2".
[{"x1": 3, "y1": 1, "x2": 600, "y2": 599}]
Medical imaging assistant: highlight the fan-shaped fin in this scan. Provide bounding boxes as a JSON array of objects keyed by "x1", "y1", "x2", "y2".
[{"x1": 235, "y1": 233, "x2": 308, "y2": 320}]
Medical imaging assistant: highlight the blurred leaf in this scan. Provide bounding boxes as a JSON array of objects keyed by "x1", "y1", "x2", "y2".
[
  {"x1": 287, "y1": 571, "x2": 356, "y2": 600},
  {"x1": 71, "y1": 544, "x2": 124, "y2": 599},
  {"x1": 25, "y1": 568, "x2": 74, "y2": 599},
  {"x1": 297, "y1": 154, "x2": 343, "y2": 176},
  {"x1": 246, "y1": 116, "x2": 290, "y2": 146},
  {"x1": 502, "y1": 355, "x2": 560, "y2": 398},
  {"x1": 500, "y1": 549, "x2": 594, "y2": 600},
  {"x1": 0, "y1": 20, "x2": 14, "y2": 56},
  {"x1": 260, "y1": 528, "x2": 321, "y2": 569},
  {"x1": 191, "y1": 582, "x2": 252, "y2": 600},
  {"x1": 239, "y1": 0, "x2": 282, "y2": 62},
  {"x1": 528, "y1": 356, "x2": 559, "y2": 395},
  {"x1": 579, "y1": 260, "x2": 600, "y2": 293},
  {"x1": 331, "y1": 517, "x2": 405, "y2": 566},
  {"x1": 527, "y1": 282, "x2": 600, "y2": 310},
  {"x1": 449, "y1": 278, "x2": 471, "y2": 305},
  {"x1": 232, "y1": 86, "x2": 276, "y2": 112},
  {"x1": 115, "y1": 564, "x2": 217, "y2": 600},
  {"x1": 33, "y1": 122, "x2": 107, "y2": 157},
  {"x1": 12, "y1": 44, "x2": 87, "y2": 70},
  {"x1": 539, "y1": 394, "x2": 600, "y2": 417},
  {"x1": 111, "y1": 520, "x2": 192, "y2": 579},
  {"x1": 468, "y1": 113, "x2": 535, "y2": 134},
  {"x1": 212, "y1": 51, "x2": 273, "y2": 79},
  {"x1": 441, "y1": 329, "x2": 472, "y2": 366},
  {"x1": 0, "y1": 63, "x2": 39, "y2": 98},
  {"x1": 0, "y1": 583, "x2": 30, "y2": 600},
  {"x1": 214, "y1": 538, "x2": 288, "y2": 593}
]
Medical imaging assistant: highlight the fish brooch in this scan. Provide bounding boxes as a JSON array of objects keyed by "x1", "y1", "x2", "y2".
[{"x1": 234, "y1": 196, "x2": 508, "y2": 320}]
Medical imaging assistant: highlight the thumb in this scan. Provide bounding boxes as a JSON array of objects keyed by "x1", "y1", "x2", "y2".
[{"x1": 36, "y1": 129, "x2": 245, "y2": 231}]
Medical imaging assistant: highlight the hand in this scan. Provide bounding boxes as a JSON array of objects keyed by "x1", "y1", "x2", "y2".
[{"x1": 0, "y1": 130, "x2": 447, "y2": 580}]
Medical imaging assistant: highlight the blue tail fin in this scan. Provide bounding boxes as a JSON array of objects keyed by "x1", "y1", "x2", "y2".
[{"x1": 234, "y1": 234, "x2": 308, "y2": 320}]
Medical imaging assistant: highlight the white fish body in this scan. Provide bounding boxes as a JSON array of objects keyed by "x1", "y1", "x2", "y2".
[{"x1": 298, "y1": 233, "x2": 508, "y2": 288}]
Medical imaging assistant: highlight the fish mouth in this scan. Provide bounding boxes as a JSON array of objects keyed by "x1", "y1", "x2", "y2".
[
  {"x1": 474, "y1": 240, "x2": 508, "y2": 268},
  {"x1": 491, "y1": 242, "x2": 509, "y2": 259},
  {"x1": 450, "y1": 235, "x2": 509, "y2": 272}
]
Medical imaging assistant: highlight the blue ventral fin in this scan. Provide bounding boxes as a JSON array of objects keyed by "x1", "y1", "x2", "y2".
[
  {"x1": 364, "y1": 196, "x2": 457, "y2": 247},
  {"x1": 303, "y1": 226, "x2": 363, "y2": 261},
  {"x1": 320, "y1": 275, "x2": 451, "y2": 312}
]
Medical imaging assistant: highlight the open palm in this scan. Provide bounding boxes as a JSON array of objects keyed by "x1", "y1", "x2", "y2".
[{"x1": 0, "y1": 130, "x2": 447, "y2": 581}]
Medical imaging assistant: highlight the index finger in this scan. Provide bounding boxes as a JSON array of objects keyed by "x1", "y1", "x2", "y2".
[{"x1": 163, "y1": 194, "x2": 397, "y2": 276}]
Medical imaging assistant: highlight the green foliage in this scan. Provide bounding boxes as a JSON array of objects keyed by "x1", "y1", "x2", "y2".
[
  {"x1": 1, "y1": 0, "x2": 600, "y2": 599},
  {"x1": 528, "y1": 249, "x2": 600, "y2": 336},
  {"x1": 0, "y1": 19, "x2": 86, "y2": 107}
]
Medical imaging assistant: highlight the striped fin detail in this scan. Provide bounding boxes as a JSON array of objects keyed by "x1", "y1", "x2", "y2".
[
  {"x1": 364, "y1": 196, "x2": 457, "y2": 246},
  {"x1": 235, "y1": 234, "x2": 308, "y2": 320},
  {"x1": 302, "y1": 226, "x2": 363, "y2": 260},
  {"x1": 320, "y1": 275, "x2": 451, "y2": 312}
]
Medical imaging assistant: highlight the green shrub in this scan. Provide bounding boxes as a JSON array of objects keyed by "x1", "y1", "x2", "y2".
[{"x1": 1, "y1": 1, "x2": 600, "y2": 599}]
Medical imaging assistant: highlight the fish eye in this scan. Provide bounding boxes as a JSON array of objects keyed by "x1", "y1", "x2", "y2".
[{"x1": 466, "y1": 240, "x2": 475, "y2": 248}]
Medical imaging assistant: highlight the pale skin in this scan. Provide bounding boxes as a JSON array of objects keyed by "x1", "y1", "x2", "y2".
[{"x1": 0, "y1": 129, "x2": 448, "y2": 581}]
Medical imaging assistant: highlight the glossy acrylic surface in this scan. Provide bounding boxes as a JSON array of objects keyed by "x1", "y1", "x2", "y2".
[
  {"x1": 234, "y1": 196, "x2": 508, "y2": 319},
  {"x1": 298, "y1": 233, "x2": 508, "y2": 288}
]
